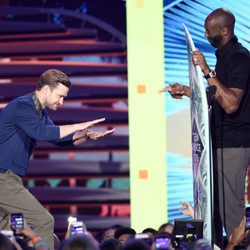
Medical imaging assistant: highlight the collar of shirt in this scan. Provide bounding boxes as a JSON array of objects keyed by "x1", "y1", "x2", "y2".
[
  {"x1": 215, "y1": 36, "x2": 238, "y2": 58},
  {"x1": 32, "y1": 92, "x2": 44, "y2": 118}
]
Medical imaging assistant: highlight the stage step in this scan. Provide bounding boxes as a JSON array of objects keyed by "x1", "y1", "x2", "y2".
[
  {"x1": 0, "y1": 61, "x2": 127, "y2": 78},
  {"x1": 26, "y1": 160, "x2": 129, "y2": 178},
  {"x1": 0, "y1": 21, "x2": 66, "y2": 35},
  {"x1": 0, "y1": 28, "x2": 97, "y2": 41},
  {"x1": 0, "y1": 39, "x2": 125, "y2": 58},
  {"x1": 28, "y1": 187, "x2": 129, "y2": 204}
]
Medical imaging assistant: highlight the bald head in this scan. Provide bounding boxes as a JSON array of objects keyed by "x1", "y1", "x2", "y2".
[
  {"x1": 206, "y1": 8, "x2": 235, "y2": 32},
  {"x1": 204, "y1": 8, "x2": 235, "y2": 48}
]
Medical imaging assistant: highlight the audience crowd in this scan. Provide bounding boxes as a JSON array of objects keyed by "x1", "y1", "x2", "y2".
[{"x1": 1, "y1": 201, "x2": 250, "y2": 250}]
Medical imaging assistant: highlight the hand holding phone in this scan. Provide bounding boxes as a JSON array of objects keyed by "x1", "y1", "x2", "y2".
[
  {"x1": 245, "y1": 207, "x2": 250, "y2": 230},
  {"x1": 10, "y1": 213, "x2": 24, "y2": 231}
]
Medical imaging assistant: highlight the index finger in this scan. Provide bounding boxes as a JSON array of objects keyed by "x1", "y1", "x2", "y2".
[
  {"x1": 158, "y1": 87, "x2": 171, "y2": 93},
  {"x1": 239, "y1": 216, "x2": 246, "y2": 229},
  {"x1": 103, "y1": 128, "x2": 115, "y2": 136}
]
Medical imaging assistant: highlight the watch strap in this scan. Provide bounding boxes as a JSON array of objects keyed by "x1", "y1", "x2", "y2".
[{"x1": 204, "y1": 70, "x2": 216, "y2": 79}]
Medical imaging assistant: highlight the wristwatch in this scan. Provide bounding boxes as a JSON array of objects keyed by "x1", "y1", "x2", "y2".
[{"x1": 204, "y1": 70, "x2": 216, "y2": 79}]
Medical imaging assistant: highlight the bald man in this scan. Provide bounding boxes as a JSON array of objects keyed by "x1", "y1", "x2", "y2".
[{"x1": 161, "y1": 8, "x2": 250, "y2": 246}]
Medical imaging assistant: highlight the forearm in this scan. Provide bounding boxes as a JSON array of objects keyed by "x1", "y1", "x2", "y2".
[
  {"x1": 59, "y1": 123, "x2": 87, "y2": 139},
  {"x1": 59, "y1": 118, "x2": 105, "y2": 139},
  {"x1": 201, "y1": 65, "x2": 243, "y2": 114},
  {"x1": 59, "y1": 124, "x2": 78, "y2": 138},
  {"x1": 206, "y1": 77, "x2": 242, "y2": 114},
  {"x1": 22, "y1": 231, "x2": 48, "y2": 250},
  {"x1": 32, "y1": 236, "x2": 49, "y2": 250}
]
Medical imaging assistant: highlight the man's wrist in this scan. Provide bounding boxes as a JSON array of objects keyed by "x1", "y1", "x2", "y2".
[
  {"x1": 202, "y1": 68, "x2": 211, "y2": 75},
  {"x1": 85, "y1": 129, "x2": 90, "y2": 140},
  {"x1": 204, "y1": 69, "x2": 216, "y2": 80},
  {"x1": 31, "y1": 235, "x2": 42, "y2": 244},
  {"x1": 183, "y1": 85, "x2": 191, "y2": 97},
  {"x1": 228, "y1": 240, "x2": 236, "y2": 247}
]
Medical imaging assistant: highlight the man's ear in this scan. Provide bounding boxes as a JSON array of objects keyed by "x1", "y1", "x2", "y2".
[
  {"x1": 42, "y1": 85, "x2": 51, "y2": 95},
  {"x1": 221, "y1": 26, "x2": 229, "y2": 36}
]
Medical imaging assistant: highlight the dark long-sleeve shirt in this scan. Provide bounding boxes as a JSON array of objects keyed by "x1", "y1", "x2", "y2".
[{"x1": 0, "y1": 93, "x2": 73, "y2": 176}]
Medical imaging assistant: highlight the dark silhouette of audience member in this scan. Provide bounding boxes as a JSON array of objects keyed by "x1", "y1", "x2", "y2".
[
  {"x1": 194, "y1": 239, "x2": 212, "y2": 250},
  {"x1": 0, "y1": 233, "x2": 14, "y2": 250},
  {"x1": 141, "y1": 228, "x2": 157, "y2": 241},
  {"x1": 114, "y1": 227, "x2": 136, "y2": 245},
  {"x1": 158, "y1": 223, "x2": 174, "y2": 234},
  {"x1": 100, "y1": 225, "x2": 123, "y2": 242},
  {"x1": 59, "y1": 234, "x2": 99, "y2": 250},
  {"x1": 54, "y1": 233, "x2": 61, "y2": 249},
  {"x1": 100, "y1": 238, "x2": 121, "y2": 250},
  {"x1": 123, "y1": 239, "x2": 150, "y2": 250}
]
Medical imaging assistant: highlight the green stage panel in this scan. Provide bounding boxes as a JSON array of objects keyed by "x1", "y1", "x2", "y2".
[{"x1": 127, "y1": 0, "x2": 167, "y2": 231}]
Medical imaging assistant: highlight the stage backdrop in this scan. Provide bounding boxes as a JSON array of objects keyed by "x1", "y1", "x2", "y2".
[
  {"x1": 127, "y1": 0, "x2": 250, "y2": 232},
  {"x1": 127, "y1": 0, "x2": 167, "y2": 231}
]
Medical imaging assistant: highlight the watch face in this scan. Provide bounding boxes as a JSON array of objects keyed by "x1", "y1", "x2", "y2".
[
  {"x1": 210, "y1": 70, "x2": 216, "y2": 77},
  {"x1": 204, "y1": 70, "x2": 216, "y2": 79}
]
